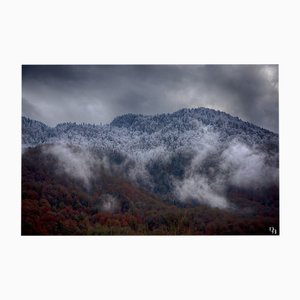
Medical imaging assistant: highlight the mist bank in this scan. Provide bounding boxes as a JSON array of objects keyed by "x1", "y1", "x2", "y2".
[{"x1": 39, "y1": 134, "x2": 278, "y2": 209}]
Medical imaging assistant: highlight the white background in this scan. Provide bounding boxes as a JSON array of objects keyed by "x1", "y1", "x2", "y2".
[{"x1": 0, "y1": 1, "x2": 299, "y2": 299}]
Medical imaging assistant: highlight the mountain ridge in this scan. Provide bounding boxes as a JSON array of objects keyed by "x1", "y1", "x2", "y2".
[
  {"x1": 23, "y1": 107, "x2": 277, "y2": 134},
  {"x1": 22, "y1": 107, "x2": 278, "y2": 152}
]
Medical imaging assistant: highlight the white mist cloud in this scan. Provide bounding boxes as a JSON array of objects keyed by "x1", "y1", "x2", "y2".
[
  {"x1": 101, "y1": 194, "x2": 119, "y2": 212},
  {"x1": 221, "y1": 140, "x2": 278, "y2": 188},
  {"x1": 174, "y1": 175, "x2": 228, "y2": 208},
  {"x1": 127, "y1": 146, "x2": 169, "y2": 187},
  {"x1": 172, "y1": 132, "x2": 278, "y2": 207},
  {"x1": 171, "y1": 128, "x2": 229, "y2": 208},
  {"x1": 45, "y1": 144, "x2": 97, "y2": 188}
]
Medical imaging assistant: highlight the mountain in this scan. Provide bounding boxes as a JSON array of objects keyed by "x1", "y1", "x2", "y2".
[
  {"x1": 22, "y1": 107, "x2": 278, "y2": 150},
  {"x1": 22, "y1": 108, "x2": 279, "y2": 235}
]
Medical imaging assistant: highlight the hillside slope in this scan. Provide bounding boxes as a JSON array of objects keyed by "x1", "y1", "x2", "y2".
[{"x1": 22, "y1": 107, "x2": 279, "y2": 235}]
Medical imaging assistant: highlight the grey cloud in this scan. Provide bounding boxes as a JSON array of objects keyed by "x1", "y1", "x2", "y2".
[
  {"x1": 22, "y1": 65, "x2": 278, "y2": 132},
  {"x1": 44, "y1": 144, "x2": 98, "y2": 188},
  {"x1": 174, "y1": 175, "x2": 228, "y2": 208},
  {"x1": 100, "y1": 194, "x2": 119, "y2": 212},
  {"x1": 220, "y1": 140, "x2": 279, "y2": 188}
]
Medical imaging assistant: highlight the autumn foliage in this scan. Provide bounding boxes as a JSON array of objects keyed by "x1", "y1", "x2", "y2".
[{"x1": 22, "y1": 146, "x2": 279, "y2": 235}]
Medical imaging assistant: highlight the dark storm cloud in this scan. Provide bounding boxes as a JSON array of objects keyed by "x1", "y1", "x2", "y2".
[{"x1": 22, "y1": 65, "x2": 278, "y2": 132}]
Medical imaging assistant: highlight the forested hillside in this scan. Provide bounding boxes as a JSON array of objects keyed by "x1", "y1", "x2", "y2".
[{"x1": 22, "y1": 108, "x2": 279, "y2": 235}]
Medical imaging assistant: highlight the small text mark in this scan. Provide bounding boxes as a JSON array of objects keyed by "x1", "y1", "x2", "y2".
[{"x1": 269, "y1": 227, "x2": 277, "y2": 235}]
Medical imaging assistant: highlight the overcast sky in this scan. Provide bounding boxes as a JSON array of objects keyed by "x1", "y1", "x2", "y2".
[{"x1": 22, "y1": 65, "x2": 278, "y2": 132}]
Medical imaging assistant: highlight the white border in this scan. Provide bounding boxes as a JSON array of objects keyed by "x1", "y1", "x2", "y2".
[{"x1": 1, "y1": 1, "x2": 299, "y2": 300}]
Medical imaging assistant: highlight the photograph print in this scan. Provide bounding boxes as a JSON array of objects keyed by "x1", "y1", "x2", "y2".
[{"x1": 22, "y1": 65, "x2": 279, "y2": 235}]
